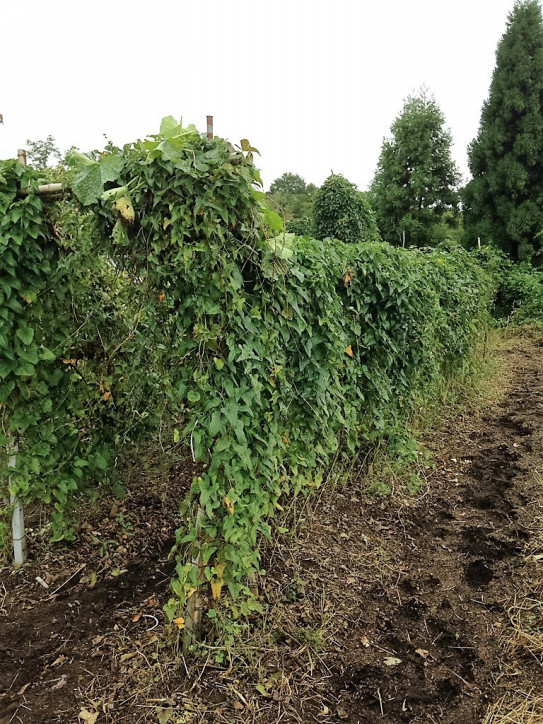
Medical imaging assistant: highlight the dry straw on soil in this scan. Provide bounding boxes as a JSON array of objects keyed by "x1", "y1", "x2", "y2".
[{"x1": 483, "y1": 691, "x2": 543, "y2": 724}]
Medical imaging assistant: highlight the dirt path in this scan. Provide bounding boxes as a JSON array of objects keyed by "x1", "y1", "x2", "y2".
[
  {"x1": 1, "y1": 331, "x2": 542, "y2": 724},
  {"x1": 260, "y1": 330, "x2": 543, "y2": 723}
]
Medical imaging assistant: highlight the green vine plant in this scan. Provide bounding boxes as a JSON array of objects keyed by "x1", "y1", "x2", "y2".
[
  {"x1": 0, "y1": 161, "x2": 115, "y2": 539},
  {"x1": 1, "y1": 117, "x2": 494, "y2": 644},
  {"x1": 0, "y1": 160, "x2": 161, "y2": 541}
]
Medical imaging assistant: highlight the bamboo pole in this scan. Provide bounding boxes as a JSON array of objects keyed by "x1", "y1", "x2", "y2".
[{"x1": 15, "y1": 144, "x2": 64, "y2": 196}]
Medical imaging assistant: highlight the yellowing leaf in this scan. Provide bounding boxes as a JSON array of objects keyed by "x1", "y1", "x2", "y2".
[
  {"x1": 78, "y1": 710, "x2": 99, "y2": 724},
  {"x1": 52, "y1": 655, "x2": 68, "y2": 667},
  {"x1": 214, "y1": 562, "x2": 226, "y2": 579},
  {"x1": 102, "y1": 391, "x2": 111, "y2": 401},
  {"x1": 344, "y1": 268, "x2": 354, "y2": 286},
  {"x1": 384, "y1": 656, "x2": 402, "y2": 666},
  {"x1": 211, "y1": 577, "x2": 224, "y2": 600},
  {"x1": 156, "y1": 709, "x2": 173, "y2": 724},
  {"x1": 111, "y1": 567, "x2": 128, "y2": 577},
  {"x1": 81, "y1": 571, "x2": 97, "y2": 588},
  {"x1": 113, "y1": 196, "x2": 135, "y2": 223},
  {"x1": 415, "y1": 648, "x2": 429, "y2": 659},
  {"x1": 345, "y1": 345, "x2": 354, "y2": 358},
  {"x1": 224, "y1": 496, "x2": 234, "y2": 515},
  {"x1": 173, "y1": 616, "x2": 185, "y2": 629}
]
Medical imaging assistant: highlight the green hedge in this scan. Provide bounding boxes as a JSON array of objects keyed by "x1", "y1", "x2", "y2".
[
  {"x1": 1, "y1": 120, "x2": 493, "y2": 621},
  {"x1": 165, "y1": 235, "x2": 492, "y2": 611},
  {"x1": 473, "y1": 246, "x2": 543, "y2": 323},
  {"x1": 0, "y1": 161, "x2": 156, "y2": 538}
]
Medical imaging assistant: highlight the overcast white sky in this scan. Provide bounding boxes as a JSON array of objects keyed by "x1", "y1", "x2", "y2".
[{"x1": 1, "y1": 0, "x2": 519, "y2": 190}]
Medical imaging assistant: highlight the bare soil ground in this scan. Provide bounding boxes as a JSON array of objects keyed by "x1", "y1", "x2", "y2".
[{"x1": 1, "y1": 329, "x2": 542, "y2": 724}]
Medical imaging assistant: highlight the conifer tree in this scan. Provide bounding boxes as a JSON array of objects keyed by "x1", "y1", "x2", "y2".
[
  {"x1": 370, "y1": 89, "x2": 460, "y2": 247},
  {"x1": 464, "y1": 0, "x2": 543, "y2": 262}
]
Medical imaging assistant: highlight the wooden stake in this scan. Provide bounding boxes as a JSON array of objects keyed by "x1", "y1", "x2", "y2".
[
  {"x1": 248, "y1": 571, "x2": 259, "y2": 598},
  {"x1": 183, "y1": 508, "x2": 205, "y2": 653},
  {"x1": 477, "y1": 236, "x2": 481, "y2": 249}
]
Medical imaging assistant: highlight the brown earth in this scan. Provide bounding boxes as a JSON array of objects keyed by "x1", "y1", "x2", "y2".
[{"x1": 1, "y1": 330, "x2": 542, "y2": 724}]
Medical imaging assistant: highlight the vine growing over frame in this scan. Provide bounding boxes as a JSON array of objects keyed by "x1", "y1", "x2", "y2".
[{"x1": 1, "y1": 117, "x2": 493, "y2": 640}]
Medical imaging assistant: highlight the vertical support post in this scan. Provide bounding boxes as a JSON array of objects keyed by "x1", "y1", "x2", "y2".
[
  {"x1": 9, "y1": 439, "x2": 26, "y2": 565},
  {"x1": 402, "y1": 230, "x2": 406, "y2": 248},
  {"x1": 183, "y1": 508, "x2": 205, "y2": 653},
  {"x1": 477, "y1": 236, "x2": 481, "y2": 249},
  {"x1": 206, "y1": 116, "x2": 214, "y2": 140},
  {"x1": 8, "y1": 147, "x2": 28, "y2": 565}
]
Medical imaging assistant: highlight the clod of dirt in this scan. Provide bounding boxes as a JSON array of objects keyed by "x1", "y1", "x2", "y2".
[{"x1": 465, "y1": 559, "x2": 495, "y2": 587}]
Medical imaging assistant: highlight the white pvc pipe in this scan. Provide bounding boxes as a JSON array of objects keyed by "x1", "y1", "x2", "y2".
[
  {"x1": 10, "y1": 146, "x2": 28, "y2": 567},
  {"x1": 17, "y1": 183, "x2": 64, "y2": 197},
  {"x1": 8, "y1": 439, "x2": 26, "y2": 565}
]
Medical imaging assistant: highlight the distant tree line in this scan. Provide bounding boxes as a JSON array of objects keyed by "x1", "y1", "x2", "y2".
[
  {"x1": 267, "y1": 0, "x2": 543, "y2": 264},
  {"x1": 22, "y1": 2, "x2": 543, "y2": 264}
]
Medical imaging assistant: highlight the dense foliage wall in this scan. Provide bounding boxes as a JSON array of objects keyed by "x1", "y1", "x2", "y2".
[
  {"x1": 475, "y1": 246, "x2": 543, "y2": 323},
  {"x1": 1, "y1": 119, "x2": 493, "y2": 625},
  {"x1": 0, "y1": 163, "x2": 110, "y2": 536},
  {"x1": 0, "y1": 162, "x2": 159, "y2": 537}
]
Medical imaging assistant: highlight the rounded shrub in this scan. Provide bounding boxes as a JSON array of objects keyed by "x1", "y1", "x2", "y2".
[
  {"x1": 313, "y1": 174, "x2": 380, "y2": 243},
  {"x1": 285, "y1": 216, "x2": 312, "y2": 236}
]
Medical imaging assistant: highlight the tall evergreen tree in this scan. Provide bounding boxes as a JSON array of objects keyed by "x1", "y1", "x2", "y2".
[
  {"x1": 370, "y1": 89, "x2": 460, "y2": 247},
  {"x1": 464, "y1": 0, "x2": 543, "y2": 262}
]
